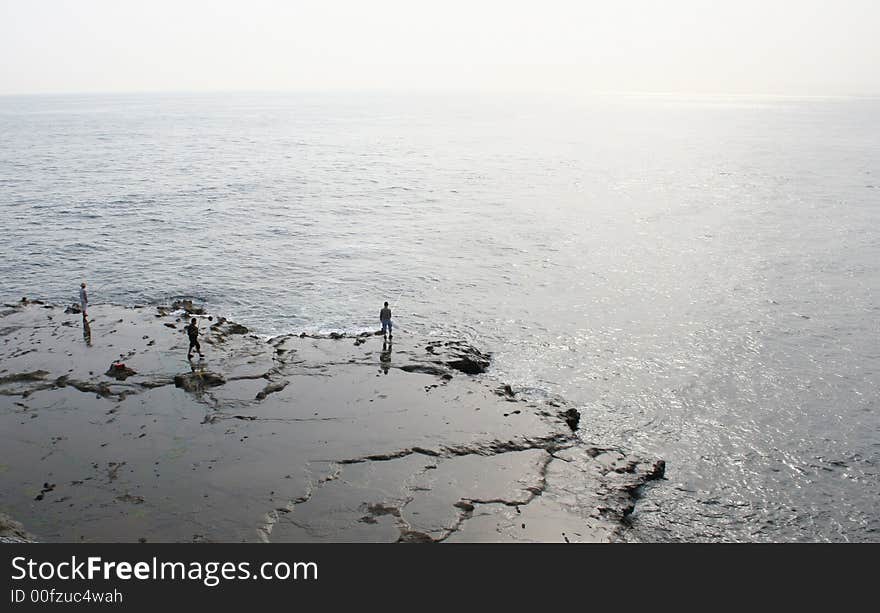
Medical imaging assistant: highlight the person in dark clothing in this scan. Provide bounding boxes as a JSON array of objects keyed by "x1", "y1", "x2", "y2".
[
  {"x1": 380, "y1": 302, "x2": 392, "y2": 339},
  {"x1": 186, "y1": 318, "x2": 204, "y2": 360}
]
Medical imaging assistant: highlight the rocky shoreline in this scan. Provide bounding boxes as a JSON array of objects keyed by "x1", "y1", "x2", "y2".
[{"x1": 0, "y1": 299, "x2": 664, "y2": 542}]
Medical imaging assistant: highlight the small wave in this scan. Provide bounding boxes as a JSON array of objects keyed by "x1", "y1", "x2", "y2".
[{"x1": 62, "y1": 242, "x2": 108, "y2": 252}]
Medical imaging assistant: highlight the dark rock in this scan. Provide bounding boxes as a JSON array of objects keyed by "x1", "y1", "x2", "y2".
[
  {"x1": 446, "y1": 356, "x2": 489, "y2": 375},
  {"x1": 0, "y1": 371, "x2": 48, "y2": 385},
  {"x1": 496, "y1": 384, "x2": 516, "y2": 398},
  {"x1": 105, "y1": 363, "x2": 136, "y2": 381},
  {"x1": 560, "y1": 408, "x2": 580, "y2": 431},
  {"x1": 362, "y1": 502, "x2": 400, "y2": 518},
  {"x1": 255, "y1": 380, "x2": 289, "y2": 401},
  {"x1": 173, "y1": 371, "x2": 226, "y2": 393},
  {"x1": 225, "y1": 323, "x2": 249, "y2": 335},
  {"x1": 401, "y1": 364, "x2": 450, "y2": 377},
  {"x1": 397, "y1": 530, "x2": 436, "y2": 543},
  {"x1": 65, "y1": 304, "x2": 82, "y2": 314},
  {"x1": 429, "y1": 341, "x2": 492, "y2": 375},
  {"x1": 34, "y1": 482, "x2": 55, "y2": 501},
  {"x1": 172, "y1": 299, "x2": 205, "y2": 315},
  {"x1": 649, "y1": 459, "x2": 666, "y2": 480},
  {"x1": 446, "y1": 358, "x2": 489, "y2": 375}
]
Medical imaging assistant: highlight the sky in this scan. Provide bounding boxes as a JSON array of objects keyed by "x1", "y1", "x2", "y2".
[{"x1": 1, "y1": 0, "x2": 878, "y2": 96}]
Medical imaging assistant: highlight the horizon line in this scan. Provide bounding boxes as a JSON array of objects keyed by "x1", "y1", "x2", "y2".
[{"x1": 1, "y1": 87, "x2": 878, "y2": 101}]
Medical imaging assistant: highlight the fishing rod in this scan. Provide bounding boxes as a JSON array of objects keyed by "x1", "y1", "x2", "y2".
[{"x1": 389, "y1": 287, "x2": 405, "y2": 310}]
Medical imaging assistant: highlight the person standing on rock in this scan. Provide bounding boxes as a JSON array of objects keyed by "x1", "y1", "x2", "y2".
[
  {"x1": 79, "y1": 282, "x2": 88, "y2": 316},
  {"x1": 380, "y1": 302, "x2": 393, "y2": 340},
  {"x1": 186, "y1": 318, "x2": 204, "y2": 360}
]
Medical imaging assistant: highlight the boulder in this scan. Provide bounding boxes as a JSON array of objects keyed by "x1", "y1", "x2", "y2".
[
  {"x1": 173, "y1": 371, "x2": 226, "y2": 393},
  {"x1": 560, "y1": 408, "x2": 580, "y2": 431},
  {"x1": 105, "y1": 363, "x2": 137, "y2": 381},
  {"x1": 225, "y1": 323, "x2": 249, "y2": 335},
  {"x1": 422, "y1": 341, "x2": 492, "y2": 375},
  {"x1": 171, "y1": 299, "x2": 205, "y2": 315},
  {"x1": 445, "y1": 346, "x2": 491, "y2": 375}
]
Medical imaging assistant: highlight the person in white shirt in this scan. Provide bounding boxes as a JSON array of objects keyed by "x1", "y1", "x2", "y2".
[{"x1": 79, "y1": 282, "x2": 88, "y2": 316}]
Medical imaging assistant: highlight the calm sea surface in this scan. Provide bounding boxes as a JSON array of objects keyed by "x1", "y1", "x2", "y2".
[{"x1": 1, "y1": 92, "x2": 878, "y2": 541}]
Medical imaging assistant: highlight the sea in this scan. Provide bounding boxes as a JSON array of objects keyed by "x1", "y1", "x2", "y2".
[{"x1": 1, "y1": 91, "x2": 877, "y2": 542}]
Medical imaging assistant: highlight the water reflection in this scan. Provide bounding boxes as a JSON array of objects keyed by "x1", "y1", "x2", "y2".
[{"x1": 379, "y1": 340, "x2": 392, "y2": 375}]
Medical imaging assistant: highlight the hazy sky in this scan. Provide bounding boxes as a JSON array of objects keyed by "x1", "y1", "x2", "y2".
[{"x1": 2, "y1": 0, "x2": 878, "y2": 96}]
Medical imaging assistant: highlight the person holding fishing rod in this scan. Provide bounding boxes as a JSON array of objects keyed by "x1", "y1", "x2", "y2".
[
  {"x1": 79, "y1": 282, "x2": 88, "y2": 317},
  {"x1": 380, "y1": 301, "x2": 393, "y2": 340}
]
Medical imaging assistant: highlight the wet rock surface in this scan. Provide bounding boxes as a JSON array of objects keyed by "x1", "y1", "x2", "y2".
[
  {"x1": 174, "y1": 371, "x2": 227, "y2": 393},
  {"x1": 0, "y1": 302, "x2": 664, "y2": 542},
  {"x1": 1, "y1": 512, "x2": 34, "y2": 543}
]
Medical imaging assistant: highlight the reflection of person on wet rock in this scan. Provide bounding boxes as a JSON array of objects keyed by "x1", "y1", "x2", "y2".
[
  {"x1": 186, "y1": 318, "x2": 204, "y2": 360},
  {"x1": 380, "y1": 302, "x2": 393, "y2": 340},
  {"x1": 380, "y1": 340, "x2": 392, "y2": 374}
]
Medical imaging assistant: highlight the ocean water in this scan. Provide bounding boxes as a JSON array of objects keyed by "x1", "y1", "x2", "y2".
[{"x1": 1, "y1": 92, "x2": 878, "y2": 542}]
